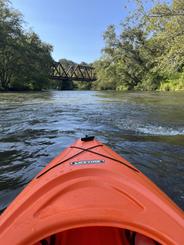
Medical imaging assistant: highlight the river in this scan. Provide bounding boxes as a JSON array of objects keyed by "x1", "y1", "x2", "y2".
[{"x1": 0, "y1": 90, "x2": 184, "y2": 211}]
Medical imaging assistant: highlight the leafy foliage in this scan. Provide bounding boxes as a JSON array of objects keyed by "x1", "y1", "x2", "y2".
[
  {"x1": 0, "y1": 0, "x2": 53, "y2": 91},
  {"x1": 94, "y1": 0, "x2": 184, "y2": 91}
]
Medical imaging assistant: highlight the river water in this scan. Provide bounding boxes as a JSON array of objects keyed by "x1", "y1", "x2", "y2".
[{"x1": 0, "y1": 91, "x2": 184, "y2": 211}]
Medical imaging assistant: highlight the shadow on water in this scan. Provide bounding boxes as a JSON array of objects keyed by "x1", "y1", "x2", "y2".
[{"x1": 0, "y1": 90, "x2": 184, "y2": 211}]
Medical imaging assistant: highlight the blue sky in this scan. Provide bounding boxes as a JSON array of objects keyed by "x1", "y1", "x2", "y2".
[{"x1": 11, "y1": 0, "x2": 136, "y2": 63}]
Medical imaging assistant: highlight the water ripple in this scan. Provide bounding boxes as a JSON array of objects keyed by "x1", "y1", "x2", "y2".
[{"x1": 0, "y1": 90, "x2": 184, "y2": 211}]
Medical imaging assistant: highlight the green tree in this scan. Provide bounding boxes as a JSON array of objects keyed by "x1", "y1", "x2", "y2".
[
  {"x1": 0, "y1": 0, "x2": 23, "y2": 89},
  {"x1": 0, "y1": 0, "x2": 53, "y2": 91},
  {"x1": 94, "y1": 0, "x2": 184, "y2": 91},
  {"x1": 11, "y1": 32, "x2": 53, "y2": 90}
]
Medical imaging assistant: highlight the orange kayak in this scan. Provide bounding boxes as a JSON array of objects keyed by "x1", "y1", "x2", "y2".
[{"x1": 0, "y1": 137, "x2": 183, "y2": 245}]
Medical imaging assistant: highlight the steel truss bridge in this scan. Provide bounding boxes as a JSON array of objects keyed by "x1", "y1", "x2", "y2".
[{"x1": 50, "y1": 62, "x2": 96, "y2": 82}]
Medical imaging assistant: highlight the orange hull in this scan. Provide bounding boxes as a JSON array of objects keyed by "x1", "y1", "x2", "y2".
[{"x1": 0, "y1": 137, "x2": 183, "y2": 244}]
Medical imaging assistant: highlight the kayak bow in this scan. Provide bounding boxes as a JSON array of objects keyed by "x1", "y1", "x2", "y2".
[{"x1": 0, "y1": 137, "x2": 183, "y2": 245}]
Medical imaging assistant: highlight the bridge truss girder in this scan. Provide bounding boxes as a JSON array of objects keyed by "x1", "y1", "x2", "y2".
[{"x1": 50, "y1": 62, "x2": 96, "y2": 82}]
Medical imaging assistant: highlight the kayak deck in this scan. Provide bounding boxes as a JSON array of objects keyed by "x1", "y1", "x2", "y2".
[{"x1": 0, "y1": 137, "x2": 184, "y2": 245}]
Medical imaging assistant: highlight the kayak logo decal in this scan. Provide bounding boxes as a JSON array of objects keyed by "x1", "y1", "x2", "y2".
[{"x1": 71, "y1": 160, "x2": 104, "y2": 165}]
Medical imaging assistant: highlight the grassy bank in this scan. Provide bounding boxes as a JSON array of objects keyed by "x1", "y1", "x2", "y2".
[{"x1": 158, "y1": 75, "x2": 184, "y2": 92}]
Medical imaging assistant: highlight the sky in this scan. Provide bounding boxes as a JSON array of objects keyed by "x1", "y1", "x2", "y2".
[{"x1": 11, "y1": 0, "x2": 136, "y2": 63}]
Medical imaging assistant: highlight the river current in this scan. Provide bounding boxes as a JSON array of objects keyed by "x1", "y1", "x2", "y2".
[{"x1": 0, "y1": 91, "x2": 184, "y2": 210}]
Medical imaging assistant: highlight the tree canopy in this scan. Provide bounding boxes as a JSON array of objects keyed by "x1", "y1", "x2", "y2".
[
  {"x1": 0, "y1": 0, "x2": 53, "y2": 91},
  {"x1": 93, "y1": 0, "x2": 184, "y2": 91}
]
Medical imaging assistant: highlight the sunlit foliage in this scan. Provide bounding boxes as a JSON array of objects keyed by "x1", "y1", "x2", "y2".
[
  {"x1": 0, "y1": 0, "x2": 53, "y2": 91},
  {"x1": 94, "y1": 0, "x2": 184, "y2": 91}
]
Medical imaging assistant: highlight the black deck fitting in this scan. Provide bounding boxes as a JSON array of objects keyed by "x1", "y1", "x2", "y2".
[{"x1": 81, "y1": 135, "x2": 95, "y2": 142}]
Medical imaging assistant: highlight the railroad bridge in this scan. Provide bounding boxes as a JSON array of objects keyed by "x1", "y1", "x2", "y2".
[{"x1": 50, "y1": 62, "x2": 96, "y2": 82}]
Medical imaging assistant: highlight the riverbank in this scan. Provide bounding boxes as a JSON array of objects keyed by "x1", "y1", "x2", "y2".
[
  {"x1": 158, "y1": 78, "x2": 184, "y2": 92},
  {"x1": 1, "y1": 78, "x2": 184, "y2": 92}
]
